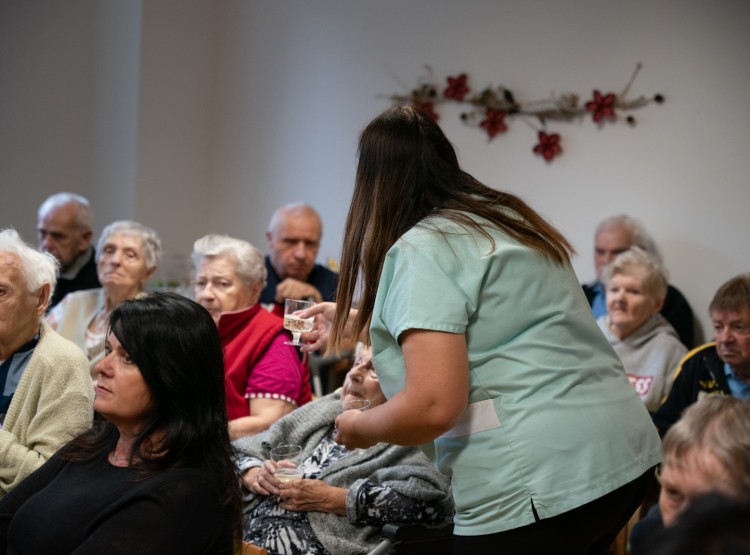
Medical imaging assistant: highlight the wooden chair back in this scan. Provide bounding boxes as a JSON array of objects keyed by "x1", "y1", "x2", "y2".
[{"x1": 236, "y1": 540, "x2": 268, "y2": 555}]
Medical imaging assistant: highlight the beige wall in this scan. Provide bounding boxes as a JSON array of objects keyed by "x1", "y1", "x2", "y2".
[{"x1": 1, "y1": 0, "x2": 749, "y2": 340}]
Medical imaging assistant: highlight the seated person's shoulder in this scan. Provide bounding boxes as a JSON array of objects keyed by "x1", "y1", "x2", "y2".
[
  {"x1": 678, "y1": 342, "x2": 718, "y2": 368},
  {"x1": 39, "y1": 323, "x2": 89, "y2": 365},
  {"x1": 665, "y1": 284, "x2": 692, "y2": 308}
]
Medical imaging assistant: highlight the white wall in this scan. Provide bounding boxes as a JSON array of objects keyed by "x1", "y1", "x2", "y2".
[{"x1": 1, "y1": 0, "x2": 749, "y2": 341}]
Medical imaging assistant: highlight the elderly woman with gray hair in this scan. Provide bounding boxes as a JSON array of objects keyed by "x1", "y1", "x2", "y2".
[
  {"x1": 46, "y1": 220, "x2": 162, "y2": 378},
  {"x1": 192, "y1": 234, "x2": 311, "y2": 440},
  {"x1": 597, "y1": 247, "x2": 687, "y2": 412},
  {"x1": 236, "y1": 344, "x2": 453, "y2": 555}
]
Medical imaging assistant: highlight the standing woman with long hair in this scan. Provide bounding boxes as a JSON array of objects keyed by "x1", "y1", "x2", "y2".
[
  {"x1": 301, "y1": 105, "x2": 661, "y2": 553},
  {"x1": 0, "y1": 293, "x2": 243, "y2": 554}
]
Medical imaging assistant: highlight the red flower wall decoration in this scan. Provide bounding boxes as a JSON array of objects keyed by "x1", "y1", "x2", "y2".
[
  {"x1": 480, "y1": 109, "x2": 508, "y2": 138},
  {"x1": 533, "y1": 131, "x2": 562, "y2": 161},
  {"x1": 388, "y1": 63, "x2": 663, "y2": 163},
  {"x1": 443, "y1": 73, "x2": 470, "y2": 101},
  {"x1": 418, "y1": 102, "x2": 439, "y2": 121},
  {"x1": 585, "y1": 90, "x2": 618, "y2": 123}
]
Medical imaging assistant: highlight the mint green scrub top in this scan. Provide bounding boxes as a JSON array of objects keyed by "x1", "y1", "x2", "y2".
[{"x1": 370, "y1": 215, "x2": 662, "y2": 537}]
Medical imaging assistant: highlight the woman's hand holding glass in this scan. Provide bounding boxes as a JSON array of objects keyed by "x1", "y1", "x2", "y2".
[
  {"x1": 270, "y1": 443, "x2": 304, "y2": 483},
  {"x1": 297, "y1": 302, "x2": 336, "y2": 352},
  {"x1": 334, "y1": 400, "x2": 378, "y2": 451},
  {"x1": 243, "y1": 460, "x2": 285, "y2": 496},
  {"x1": 242, "y1": 449, "x2": 347, "y2": 515},
  {"x1": 298, "y1": 302, "x2": 362, "y2": 353},
  {"x1": 245, "y1": 444, "x2": 303, "y2": 495},
  {"x1": 277, "y1": 477, "x2": 347, "y2": 515}
]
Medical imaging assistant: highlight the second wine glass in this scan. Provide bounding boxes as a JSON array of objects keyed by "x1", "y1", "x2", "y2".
[
  {"x1": 283, "y1": 299, "x2": 315, "y2": 346},
  {"x1": 270, "y1": 443, "x2": 304, "y2": 483}
]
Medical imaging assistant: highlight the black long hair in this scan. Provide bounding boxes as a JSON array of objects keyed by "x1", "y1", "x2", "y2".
[
  {"x1": 63, "y1": 292, "x2": 242, "y2": 538},
  {"x1": 330, "y1": 104, "x2": 574, "y2": 353}
]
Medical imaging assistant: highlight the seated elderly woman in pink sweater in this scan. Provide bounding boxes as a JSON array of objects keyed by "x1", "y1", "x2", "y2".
[{"x1": 192, "y1": 234, "x2": 311, "y2": 439}]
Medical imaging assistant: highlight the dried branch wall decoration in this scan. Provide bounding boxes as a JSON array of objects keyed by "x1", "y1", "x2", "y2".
[{"x1": 386, "y1": 63, "x2": 664, "y2": 162}]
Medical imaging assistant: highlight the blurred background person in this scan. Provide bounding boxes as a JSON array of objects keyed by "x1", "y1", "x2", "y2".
[
  {"x1": 582, "y1": 214, "x2": 695, "y2": 348},
  {"x1": 235, "y1": 344, "x2": 453, "y2": 555},
  {"x1": 260, "y1": 203, "x2": 338, "y2": 317},
  {"x1": 46, "y1": 221, "x2": 162, "y2": 379},
  {"x1": 652, "y1": 274, "x2": 750, "y2": 437},
  {"x1": 193, "y1": 234, "x2": 311, "y2": 440},
  {"x1": 0, "y1": 293, "x2": 243, "y2": 554},
  {"x1": 640, "y1": 493, "x2": 750, "y2": 555},
  {"x1": 0, "y1": 229, "x2": 93, "y2": 498},
  {"x1": 630, "y1": 396, "x2": 750, "y2": 554},
  {"x1": 597, "y1": 247, "x2": 687, "y2": 412},
  {"x1": 36, "y1": 192, "x2": 100, "y2": 310}
]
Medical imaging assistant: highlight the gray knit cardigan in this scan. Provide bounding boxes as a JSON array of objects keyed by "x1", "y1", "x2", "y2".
[{"x1": 233, "y1": 392, "x2": 454, "y2": 555}]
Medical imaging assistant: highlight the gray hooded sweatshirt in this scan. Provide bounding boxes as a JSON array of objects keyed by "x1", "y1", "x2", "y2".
[{"x1": 597, "y1": 314, "x2": 687, "y2": 412}]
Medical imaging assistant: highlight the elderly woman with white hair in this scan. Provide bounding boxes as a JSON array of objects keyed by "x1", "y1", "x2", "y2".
[
  {"x1": 46, "y1": 220, "x2": 162, "y2": 378},
  {"x1": 192, "y1": 234, "x2": 311, "y2": 440},
  {"x1": 0, "y1": 229, "x2": 92, "y2": 498},
  {"x1": 597, "y1": 247, "x2": 687, "y2": 412}
]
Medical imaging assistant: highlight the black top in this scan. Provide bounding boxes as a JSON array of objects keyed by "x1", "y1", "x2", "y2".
[
  {"x1": 582, "y1": 281, "x2": 695, "y2": 348},
  {"x1": 0, "y1": 450, "x2": 233, "y2": 554},
  {"x1": 629, "y1": 503, "x2": 664, "y2": 555},
  {"x1": 48, "y1": 249, "x2": 101, "y2": 310},
  {"x1": 259, "y1": 256, "x2": 338, "y2": 308}
]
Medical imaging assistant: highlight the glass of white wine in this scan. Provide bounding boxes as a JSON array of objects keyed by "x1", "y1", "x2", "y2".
[
  {"x1": 283, "y1": 299, "x2": 315, "y2": 346},
  {"x1": 270, "y1": 444, "x2": 304, "y2": 483},
  {"x1": 274, "y1": 467, "x2": 303, "y2": 483}
]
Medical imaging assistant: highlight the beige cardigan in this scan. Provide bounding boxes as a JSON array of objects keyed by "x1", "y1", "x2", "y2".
[
  {"x1": 48, "y1": 288, "x2": 105, "y2": 380},
  {"x1": 0, "y1": 321, "x2": 94, "y2": 497}
]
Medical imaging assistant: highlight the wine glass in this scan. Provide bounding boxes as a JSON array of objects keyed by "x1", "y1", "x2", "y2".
[
  {"x1": 342, "y1": 398, "x2": 371, "y2": 412},
  {"x1": 269, "y1": 444, "x2": 302, "y2": 463},
  {"x1": 283, "y1": 299, "x2": 315, "y2": 346},
  {"x1": 270, "y1": 444, "x2": 304, "y2": 483},
  {"x1": 274, "y1": 467, "x2": 303, "y2": 483}
]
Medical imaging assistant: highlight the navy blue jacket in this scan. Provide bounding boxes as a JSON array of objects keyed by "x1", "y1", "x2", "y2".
[
  {"x1": 259, "y1": 256, "x2": 338, "y2": 310},
  {"x1": 651, "y1": 343, "x2": 729, "y2": 437}
]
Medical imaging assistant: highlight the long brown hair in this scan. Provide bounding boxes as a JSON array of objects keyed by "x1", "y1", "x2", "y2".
[{"x1": 329, "y1": 104, "x2": 574, "y2": 353}]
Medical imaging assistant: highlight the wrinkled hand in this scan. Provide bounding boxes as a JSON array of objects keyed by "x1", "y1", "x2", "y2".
[
  {"x1": 279, "y1": 479, "x2": 347, "y2": 515},
  {"x1": 298, "y1": 302, "x2": 337, "y2": 353},
  {"x1": 334, "y1": 409, "x2": 377, "y2": 450},
  {"x1": 242, "y1": 460, "x2": 294, "y2": 496},
  {"x1": 275, "y1": 279, "x2": 322, "y2": 304}
]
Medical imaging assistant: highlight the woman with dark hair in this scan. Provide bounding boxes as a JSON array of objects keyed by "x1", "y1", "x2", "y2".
[
  {"x1": 0, "y1": 292, "x2": 243, "y2": 554},
  {"x1": 300, "y1": 105, "x2": 662, "y2": 553}
]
